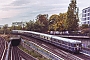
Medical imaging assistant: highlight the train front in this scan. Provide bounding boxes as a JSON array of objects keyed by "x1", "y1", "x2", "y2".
[{"x1": 74, "y1": 42, "x2": 82, "y2": 53}]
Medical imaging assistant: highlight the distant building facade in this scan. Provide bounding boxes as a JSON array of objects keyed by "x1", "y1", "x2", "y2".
[
  {"x1": 0, "y1": 25, "x2": 3, "y2": 29},
  {"x1": 12, "y1": 22, "x2": 26, "y2": 27},
  {"x1": 82, "y1": 7, "x2": 90, "y2": 25}
]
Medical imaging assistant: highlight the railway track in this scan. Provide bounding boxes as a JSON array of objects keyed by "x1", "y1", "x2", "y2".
[
  {"x1": 0, "y1": 37, "x2": 6, "y2": 60},
  {"x1": 75, "y1": 53, "x2": 90, "y2": 60},
  {"x1": 21, "y1": 36, "x2": 90, "y2": 60},
  {"x1": 21, "y1": 37, "x2": 81, "y2": 60},
  {"x1": 9, "y1": 46, "x2": 36, "y2": 60}
]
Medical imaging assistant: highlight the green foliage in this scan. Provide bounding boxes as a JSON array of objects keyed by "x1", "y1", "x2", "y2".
[
  {"x1": 3, "y1": 24, "x2": 8, "y2": 34},
  {"x1": 66, "y1": 0, "x2": 79, "y2": 32},
  {"x1": 19, "y1": 45, "x2": 50, "y2": 60},
  {"x1": 26, "y1": 20, "x2": 35, "y2": 31},
  {"x1": 34, "y1": 20, "x2": 45, "y2": 32},
  {"x1": 36, "y1": 14, "x2": 49, "y2": 33},
  {"x1": 25, "y1": 20, "x2": 48, "y2": 33},
  {"x1": 10, "y1": 25, "x2": 22, "y2": 30}
]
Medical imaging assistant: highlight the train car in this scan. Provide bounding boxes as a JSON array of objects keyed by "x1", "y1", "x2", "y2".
[
  {"x1": 39, "y1": 33, "x2": 52, "y2": 43},
  {"x1": 51, "y1": 36, "x2": 82, "y2": 53},
  {"x1": 11, "y1": 30, "x2": 18, "y2": 34},
  {"x1": 11, "y1": 30, "x2": 82, "y2": 53}
]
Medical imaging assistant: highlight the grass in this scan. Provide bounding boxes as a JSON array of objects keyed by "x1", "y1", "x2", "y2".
[{"x1": 18, "y1": 45, "x2": 51, "y2": 60}]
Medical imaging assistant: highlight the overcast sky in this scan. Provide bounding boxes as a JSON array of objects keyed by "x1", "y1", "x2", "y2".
[{"x1": 0, "y1": 0, "x2": 90, "y2": 26}]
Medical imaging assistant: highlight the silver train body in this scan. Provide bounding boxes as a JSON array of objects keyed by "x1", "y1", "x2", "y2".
[{"x1": 12, "y1": 30, "x2": 82, "y2": 53}]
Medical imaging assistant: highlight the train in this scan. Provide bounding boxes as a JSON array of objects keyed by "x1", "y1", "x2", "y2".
[{"x1": 11, "y1": 30, "x2": 82, "y2": 53}]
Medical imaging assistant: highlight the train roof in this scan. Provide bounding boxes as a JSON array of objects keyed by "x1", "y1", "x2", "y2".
[
  {"x1": 52, "y1": 35, "x2": 81, "y2": 44},
  {"x1": 24, "y1": 31, "x2": 41, "y2": 35},
  {"x1": 23, "y1": 31, "x2": 52, "y2": 37},
  {"x1": 40, "y1": 33, "x2": 52, "y2": 37},
  {"x1": 12, "y1": 30, "x2": 81, "y2": 44},
  {"x1": 10, "y1": 36, "x2": 21, "y2": 40}
]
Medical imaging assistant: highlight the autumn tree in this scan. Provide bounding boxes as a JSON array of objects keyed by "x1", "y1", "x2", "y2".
[
  {"x1": 49, "y1": 13, "x2": 67, "y2": 31},
  {"x1": 66, "y1": 0, "x2": 79, "y2": 32},
  {"x1": 49, "y1": 14, "x2": 59, "y2": 31},
  {"x1": 58, "y1": 13, "x2": 67, "y2": 31}
]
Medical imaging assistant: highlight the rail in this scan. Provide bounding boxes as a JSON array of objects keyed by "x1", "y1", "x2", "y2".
[
  {"x1": 22, "y1": 39, "x2": 64, "y2": 60},
  {"x1": 5, "y1": 42, "x2": 11, "y2": 60}
]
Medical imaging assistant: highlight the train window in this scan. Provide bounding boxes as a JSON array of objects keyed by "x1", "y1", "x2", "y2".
[
  {"x1": 58, "y1": 40, "x2": 60, "y2": 43},
  {"x1": 68, "y1": 42, "x2": 70, "y2": 46},
  {"x1": 63, "y1": 41, "x2": 66, "y2": 44},
  {"x1": 70, "y1": 43, "x2": 75, "y2": 47},
  {"x1": 53, "y1": 39, "x2": 55, "y2": 41},
  {"x1": 57, "y1": 40, "x2": 59, "y2": 43},
  {"x1": 66, "y1": 42, "x2": 68, "y2": 45},
  {"x1": 76, "y1": 44, "x2": 81, "y2": 47},
  {"x1": 74, "y1": 44, "x2": 76, "y2": 47},
  {"x1": 65, "y1": 42, "x2": 67, "y2": 45},
  {"x1": 63, "y1": 41, "x2": 65, "y2": 44},
  {"x1": 60, "y1": 41, "x2": 62, "y2": 43},
  {"x1": 40, "y1": 35, "x2": 43, "y2": 38},
  {"x1": 47, "y1": 37, "x2": 48, "y2": 39},
  {"x1": 44, "y1": 36, "x2": 46, "y2": 39},
  {"x1": 47, "y1": 37, "x2": 50, "y2": 40},
  {"x1": 62, "y1": 41, "x2": 64, "y2": 44},
  {"x1": 43, "y1": 36, "x2": 45, "y2": 38},
  {"x1": 58, "y1": 40, "x2": 59, "y2": 43},
  {"x1": 56, "y1": 39, "x2": 58, "y2": 42}
]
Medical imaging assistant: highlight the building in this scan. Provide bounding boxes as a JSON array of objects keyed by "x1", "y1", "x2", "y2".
[
  {"x1": 0, "y1": 25, "x2": 3, "y2": 29},
  {"x1": 12, "y1": 22, "x2": 26, "y2": 27},
  {"x1": 82, "y1": 7, "x2": 90, "y2": 25}
]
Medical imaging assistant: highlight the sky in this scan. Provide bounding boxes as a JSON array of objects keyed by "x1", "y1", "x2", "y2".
[{"x1": 0, "y1": 0, "x2": 90, "y2": 26}]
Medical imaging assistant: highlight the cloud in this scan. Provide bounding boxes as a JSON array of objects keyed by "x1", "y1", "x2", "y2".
[
  {"x1": 0, "y1": 0, "x2": 90, "y2": 26},
  {"x1": 11, "y1": 0, "x2": 30, "y2": 6},
  {"x1": 0, "y1": 9, "x2": 22, "y2": 19}
]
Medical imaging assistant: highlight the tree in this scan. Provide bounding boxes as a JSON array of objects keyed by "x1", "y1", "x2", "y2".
[
  {"x1": 49, "y1": 14, "x2": 59, "y2": 31},
  {"x1": 11, "y1": 25, "x2": 22, "y2": 30},
  {"x1": 58, "y1": 13, "x2": 67, "y2": 31},
  {"x1": 66, "y1": 0, "x2": 79, "y2": 32},
  {"x1": 26, "y1": 20, "x2": 35, "y2": 31},
  {"x1": 34, "y1": 20, "x2": 45, "y2": 32},
  {"x1": 3, "y1": 24, "x2": 8, "y2": 34},
  {"x1": 36, "y1": 14, "x2": 49, "y2": 32},
  {"x1": 49, "y1": 13, "x2": 67, "y2": 31}
]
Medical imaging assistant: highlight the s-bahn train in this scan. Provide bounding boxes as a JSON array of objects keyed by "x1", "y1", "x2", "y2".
[{"x1": 11, "y1": 30, "x2": 82, "y2": 53}]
